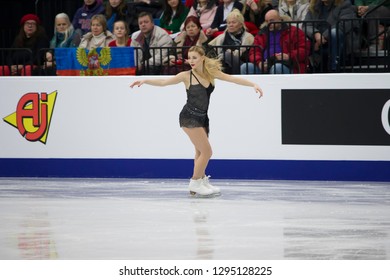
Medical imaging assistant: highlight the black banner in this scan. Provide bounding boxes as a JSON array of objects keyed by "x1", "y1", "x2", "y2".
[{"x1": 282, "y1": 89, "x2": 390, "y2": 145}]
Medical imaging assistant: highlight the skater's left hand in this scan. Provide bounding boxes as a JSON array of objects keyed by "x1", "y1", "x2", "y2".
[
  {"x1": 254, "y1": 84, "x2": 263, "y2": 98},
  {"x1": 130, "y1": 80, "x2": 145, "y2": 88}
]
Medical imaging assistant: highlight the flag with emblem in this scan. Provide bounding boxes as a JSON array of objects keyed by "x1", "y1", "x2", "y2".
[{"x1": 55, "y1": 47, "x2": 136, "y2": 76}]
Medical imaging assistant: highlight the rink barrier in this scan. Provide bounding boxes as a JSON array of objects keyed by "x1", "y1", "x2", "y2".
[
  {"x1": 0, "y1": 158, "x2": 390, "y2": 182},
  {"x1": 0, "y1": 74, "x2": 389, "y2": 181}
]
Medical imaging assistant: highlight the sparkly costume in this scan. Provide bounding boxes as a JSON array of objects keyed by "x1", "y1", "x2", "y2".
[{"x1": 179, "y1": 71, "x2": 214, "y2": 135}]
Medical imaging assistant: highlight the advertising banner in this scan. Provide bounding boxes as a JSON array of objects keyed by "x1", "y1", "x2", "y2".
[{"x1": 1, "y1": 74, "x2": 389, "y2": 180}]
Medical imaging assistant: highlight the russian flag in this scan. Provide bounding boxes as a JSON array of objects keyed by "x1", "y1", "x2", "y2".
[{"x1": 55, "y1": 47, "x2": 136, "y2": 76}]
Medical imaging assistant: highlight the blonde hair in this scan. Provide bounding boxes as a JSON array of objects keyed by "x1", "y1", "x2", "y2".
[
  {"x1": 226, "y1": 9, "x2": 246, "y2": 29},
  {"x1": 54, "y1": 13, "x2": 74, "y2": 47},
  {"x1": 188, "y1": 46, "x2": 222, "y2": 86}
]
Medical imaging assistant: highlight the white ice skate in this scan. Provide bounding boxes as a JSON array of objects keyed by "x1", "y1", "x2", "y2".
[
  {"x1": 202, "y1": 175, "x2": 221, "y2": 195},
  {"x1": 189, "y1": 178, "x2": 213, "y2": 197}
]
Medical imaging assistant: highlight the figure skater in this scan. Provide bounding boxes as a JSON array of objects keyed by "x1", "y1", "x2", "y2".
[{"x1": 130, "y1": 46, "x2": 263, "y2": 197}]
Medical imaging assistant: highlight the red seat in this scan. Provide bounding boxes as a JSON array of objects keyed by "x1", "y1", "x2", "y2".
[{"x1": 0, "y1": 65, "x2": 10, "y2": 76}]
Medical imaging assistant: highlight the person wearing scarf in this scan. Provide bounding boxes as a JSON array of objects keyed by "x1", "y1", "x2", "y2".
[
  {"x1": 208, "y1": 9, "x2": 254, "y2": 74},
  {"x1": 50, "y1": 13, "x2": 81, "y2": 48},
  {"x1": 164, "y1": 15, "x2": 208, "y2": 74}
]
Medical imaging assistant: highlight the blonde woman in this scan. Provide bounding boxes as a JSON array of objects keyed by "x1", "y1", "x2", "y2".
[
  {"x1": 79, "y1": 14, "x2": 115, "y2": 50},
  {"x1": 130, "y1": 46, "x2": 263, "y2": 197},
  {"x1": 205, "y1": 0, "x2": 244, "y2": 37},
  {"x1": 44, "y1": 13, "x2": 81, "y2": 74},
  {"x1": 208, "y1": 9, "x2": 254, "y2": 74},
  {"x1": 50, "y1": 13, "x2": 81, "y2": 48}
]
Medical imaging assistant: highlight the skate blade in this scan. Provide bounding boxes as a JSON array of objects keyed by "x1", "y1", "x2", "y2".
[{"x1": 189, "y1": 191, "x2": 220, "y2": 198}]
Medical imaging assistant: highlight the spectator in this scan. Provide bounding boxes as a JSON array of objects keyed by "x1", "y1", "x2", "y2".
[
  {"x1": 79, "y1": 14, "x2": 115, "y2": 50},
  {"x1": 182, "y1": 0, "x2": 218, "y2": 31},
  {"x1": 206, "y1": 0, "x2": 244, "y2": 37},
  {"x1": 105, "y1": 0, "x2": 130, "y2": 33},
  {"x1": 242, "y1": 0, "x2": 274, "y2": 28},
  {"x1": 304, "y1": 0, "x2": 359, "y2": 71},
  {"x1": 164, "y1": 15, "x2": 209, "y2": 73},
  {"x1": 50, "y1": 13, "x2": 81, "y2": 48},
  {"x1": 109, "y1": 20, "x2": 132, "y2": 46},
  {"x1": 131, "y1": 11, "x2": 173, "y2": 74},
  {"x1": 1, "y1": 14, "x2": 49, "y2": 76},
  {"x1": 241, "y1": 9, "x2": 311, "y2": 74},
  {"x1": 355, "y1": 0, "x2": 390, "y2": 51},
  {"x1": 208, "y1": 9, "x2": 254, "y2": 74},
  {"x1": 160, "y1": 0, "x2": 190, "y2": 34},
  {"x1": 72, "y1": 0, "x2": 105, "y2": 36},
  {"x1": 279, "y1": 0, "x2": 310, "y2": 21},
  {"x1": 128, "y1": 0, "x2": 164, "y2": 33},
  {"x1": 42, "y1": 13, "x2": 81, "y2": 76}
]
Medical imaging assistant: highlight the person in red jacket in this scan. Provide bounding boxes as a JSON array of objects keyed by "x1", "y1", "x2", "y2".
[{"x1": 241, "y1": 9, "x2": 311, "y2": 74}]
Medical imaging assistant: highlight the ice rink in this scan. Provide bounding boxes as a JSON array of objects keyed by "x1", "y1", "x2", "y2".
[{"x1": 0, "y1": 178, "x2": 389, "y2": 260}]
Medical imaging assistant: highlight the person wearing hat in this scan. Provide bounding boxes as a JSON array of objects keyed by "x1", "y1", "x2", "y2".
[{"x1": 5, "y1": 14, "x2": 49, "y2": 75}]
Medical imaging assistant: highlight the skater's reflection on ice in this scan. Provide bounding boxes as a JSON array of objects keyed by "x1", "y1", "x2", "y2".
[{"x1": 192, "y1": 202, "x2": 214, "y2": 259}]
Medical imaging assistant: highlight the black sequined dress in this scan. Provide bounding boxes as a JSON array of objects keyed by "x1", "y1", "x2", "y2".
[{"x1": 179, "y1": 71, "x2": 215, "y2": 135}]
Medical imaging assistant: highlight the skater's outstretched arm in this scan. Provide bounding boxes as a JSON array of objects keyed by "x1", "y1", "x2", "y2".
[
  {"x1": 214, "y1": 71, "x2": 263, "y2": 98},
  {"x1": 130, "y1": 71, "x2": 187, "y2": 88}
]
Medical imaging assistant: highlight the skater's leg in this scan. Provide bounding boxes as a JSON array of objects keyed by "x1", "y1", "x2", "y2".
[
  {"x1": 194, "y1": 148, "x2": 205, "y2": 178},
  {"x1": 183, "y1": 127, "x2": 212, "y2": 179}
]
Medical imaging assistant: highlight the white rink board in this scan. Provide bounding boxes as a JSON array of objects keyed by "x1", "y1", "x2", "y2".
[{"x1": 0, "y1": 74, "x2": 390, "y2": 161}]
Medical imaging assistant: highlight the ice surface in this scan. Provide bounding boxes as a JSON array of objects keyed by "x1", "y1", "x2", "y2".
[{"x1": 0, "y1": 178, "x2": 389, "y2": 260}]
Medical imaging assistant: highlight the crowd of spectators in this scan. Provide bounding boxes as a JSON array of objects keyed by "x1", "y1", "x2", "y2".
[{"x1": 0, "y1": 0, "x2": 389, "y2": 76}]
